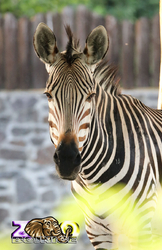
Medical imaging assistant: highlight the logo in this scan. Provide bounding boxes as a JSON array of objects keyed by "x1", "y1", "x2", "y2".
[{"x1": 11, "y1": 216, "x2": 80, "y2": 244}]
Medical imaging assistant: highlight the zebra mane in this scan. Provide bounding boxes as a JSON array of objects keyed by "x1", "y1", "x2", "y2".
[
  {"x1": 65, "y1": 25, "x2": 80, "y2": 64},
  {"x1": 94, "y1": 61, "x2": 121, "y2": 96}
]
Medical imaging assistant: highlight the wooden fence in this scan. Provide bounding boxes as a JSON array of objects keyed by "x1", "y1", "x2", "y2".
[{"x1": 0, "y1": 5, "x2": 161, "y2": 89}]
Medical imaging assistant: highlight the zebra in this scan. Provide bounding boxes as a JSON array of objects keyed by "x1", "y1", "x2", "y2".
[{"x1": 33, "y1": 23, "x2": 162, "y2": 249}]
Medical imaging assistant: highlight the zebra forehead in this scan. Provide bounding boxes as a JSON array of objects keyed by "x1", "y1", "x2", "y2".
[{"x1": 46, "y1": 65, "x2": 94, "y2": 94}]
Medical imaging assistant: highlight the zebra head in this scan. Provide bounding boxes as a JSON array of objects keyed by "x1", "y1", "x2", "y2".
[{"x1": 33, "y1": 23, "x2": 109, "y2": 180}]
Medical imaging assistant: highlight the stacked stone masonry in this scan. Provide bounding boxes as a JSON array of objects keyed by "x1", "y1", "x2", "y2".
[{"x1": 0, "y1": 89, "x2": 159, "y2": 249}]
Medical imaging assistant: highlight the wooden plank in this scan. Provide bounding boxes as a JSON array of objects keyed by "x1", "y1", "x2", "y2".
[
  {"x1": 158, "y1": 0, "x2": 162, "y2": 109},
  {"x1": 90, "y1": 12, "x2": 105, "y2": 31},
  {"x1": 105, "y1": 15, "x2": 120, "y2": 66},
  {"x1": 46, "y1": 12, "x2": 53, "y2": 31},
  {"x1": 30, "y1": 14, "x2": 48, "y2": 89},
  {"x1": 75, "y1": 5, "x2": 92, "y2": 50},
  {"x1": 135, "y1": 17, "x2": 150, "y2": 87},
  {"x1": 18, "y1": 17, "x2": 31, "y2": 89},
  {"x1": 53, "y1": 12, "x2": 62, "y2": 50},
  {"x1": 4, "y1": 13, "x2": 18, "y2": 89},
  {"x1": 61, "y1": 6, "x2": 75, "y2": 51},
  {"x1": 0, "y1": 15, "x2": 4, "y2": 89},
  {"x1": 152, "y1": 14, "x2": 160, "y2": 88},
  {"x1": 122, "y1": 20, "x2": 135, "y2": 88},
  {"x1": 0, "y1": 10, "x2": 161, "y2": 90}
]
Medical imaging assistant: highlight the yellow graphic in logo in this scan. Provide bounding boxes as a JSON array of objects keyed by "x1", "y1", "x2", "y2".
[{"x1": 60, "y1": 221, "x2": 80, "y2": 237}]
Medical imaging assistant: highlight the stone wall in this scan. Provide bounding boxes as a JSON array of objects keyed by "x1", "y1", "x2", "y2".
[
  {"x1": 0, "y1": 89, "x2": 159, "y2": 249},
  {"x1": 0, "y1": 90, "x2": 73, "y2": 220}
]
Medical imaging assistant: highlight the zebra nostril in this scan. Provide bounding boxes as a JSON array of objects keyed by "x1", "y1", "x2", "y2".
[
  {"x1": 54, "y1": 152, "x2": 59, "y2": 164},
  {"x1": 74, "y1": 153, "x2": 81, "y2": 166}
]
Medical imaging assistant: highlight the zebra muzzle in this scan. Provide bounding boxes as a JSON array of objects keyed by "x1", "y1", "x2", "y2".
[{"x1": 53, "y1": 140, "x2": 81, "y2": 180}]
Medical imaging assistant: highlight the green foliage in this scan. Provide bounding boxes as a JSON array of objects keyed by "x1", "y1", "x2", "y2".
[
  {"x1": 87, "y1": 0, "x2": 159, "y2": 21},
  {"x1": 0, "y1": 0, "x2": 88, "y2": 17},
  {"x1": 0, "y1": 0, "x2": 160, "y2": 20}
]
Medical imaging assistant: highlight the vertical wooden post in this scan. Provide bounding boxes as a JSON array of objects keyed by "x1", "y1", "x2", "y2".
[
  {"x1": 158, "y1": 0, "x2": 162, "y2": 109},
  {"x1": 18, "y1": 17, "x2": 31, "y2": 89},
  {"x1": 75, "y1": 5, "x2": 92, "y2": 50},
  {"x1": 31, "y1": 13, "x2": 47, "y2": 88},
  {"x1": 61, "y1": 6, "x2": 75, "y2": 51},
  {"x1": 152, "y1": 14, "x2": 160, "y2": 88},
  {"x1": 90, "y1": 12, "x2": 105, "y2": 31},
  {"x1": 122, "y1": 20, "x2": 135, "y2": 88},
  {"x1": 0, "y1": 15, "x2": 4, "y2": 89},
  {"x1": 4, "y1": 13, "x2": 18, "y2": 89},
  {"x1": 105, "y1": 16, "x2": 120, "y2": 66},
  {"x1": 135, "y1": 18, "x2": 150, "y2": 87},
  {"x1": 53, "y1": 12, "x2": 62, "y2": 49}
]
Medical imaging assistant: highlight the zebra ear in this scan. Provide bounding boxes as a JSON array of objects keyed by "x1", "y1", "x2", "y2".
[
  {"x1": 83, "y1": 26, "x2": 109, "y2": 65},
  {"x1": 33, "y1": 22, "x2": 59, "y2": 65}
]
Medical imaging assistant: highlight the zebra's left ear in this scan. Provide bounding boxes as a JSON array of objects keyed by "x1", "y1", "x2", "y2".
[
  {"x1": 83, "y1": 26, "x2": 109, "y2": 65},
  {"x1": 33, "y1": 22, "x2": 59, "y2": 65}
]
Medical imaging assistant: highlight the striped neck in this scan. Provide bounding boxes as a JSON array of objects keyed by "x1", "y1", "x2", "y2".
[{"x1": 79, "y1": 84, "x2": 111, "y2": 182}]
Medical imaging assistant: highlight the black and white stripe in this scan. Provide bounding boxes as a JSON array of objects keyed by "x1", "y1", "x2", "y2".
[
  {"x1": 33, "y1": 24, "x2": 162, "y2": 250},
  {"x1": 71, "y1": 77, "x2": 162, "y2": 249}
]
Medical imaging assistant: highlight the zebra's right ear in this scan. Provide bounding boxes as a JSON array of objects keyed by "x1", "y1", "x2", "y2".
[
  {"x1": 83, "y1": 26, "x2": 109, "y2": 65},
  {"x1": 33, "y1": 22, "x2": 59, "y2": 65}
]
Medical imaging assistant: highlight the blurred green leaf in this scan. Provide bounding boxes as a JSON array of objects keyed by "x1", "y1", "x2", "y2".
[{"x1": 0, "y1": 0, "x2": 159, "y2": 20}]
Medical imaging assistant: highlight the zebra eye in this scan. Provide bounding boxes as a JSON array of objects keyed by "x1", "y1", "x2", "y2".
[
  {"x1": 86, "y1": 93, "x2": 96, "y2": 102},
  {"x1": 44, "y1": 92, "x2": 52, "y2": 99}
]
